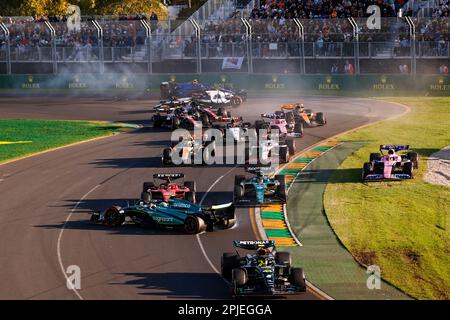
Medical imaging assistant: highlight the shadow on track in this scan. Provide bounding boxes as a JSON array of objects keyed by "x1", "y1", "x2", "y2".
[
  {"x1": 112, "y1": 272, "x2": 229, "y2": 299},
  {"x1": 294, "y1": 168, "x2": 362, "y2": 184}
]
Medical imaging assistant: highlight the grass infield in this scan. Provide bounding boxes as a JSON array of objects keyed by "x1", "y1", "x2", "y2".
[
  {"x1": 0, "y1": 119, "x2": 130, "y2": 164},
  {"x1": 324, "y1": 97, "x2": 450, "y2": 299}
]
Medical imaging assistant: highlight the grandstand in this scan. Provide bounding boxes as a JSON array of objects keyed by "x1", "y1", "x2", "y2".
[{"x1": 0, "y1": 0, "x2": 448, "y2": 74}]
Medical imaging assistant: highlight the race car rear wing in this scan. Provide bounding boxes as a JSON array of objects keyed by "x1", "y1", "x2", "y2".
[
  {"x1": 204, "y1": 202, "x2": 235, "y2": 219},
  {"x1": 280, "y1": 103, "x2": 304, "y2": 110},
  {"x1": 233, "y1": 240, "x2": 275, "y2": 250},
  {"x1": 153, "y1": 173, "x2": 185, "y2": 181},
  {"x1": 245, "y1": 165, "x2": 274, "y2": 176},
  {"x1": 380, "y1": 145, "x2": 410, "y2": 151}
]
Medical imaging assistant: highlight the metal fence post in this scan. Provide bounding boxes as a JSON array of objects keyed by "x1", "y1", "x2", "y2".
[
  {"x1": 241, "y1": 18, "x2": 252, "y2": 73},
  {"x1": 0, "y1": 23, "x2": 11, "y2": 75},
  {"x1": 406, "y1": 16, "x2": 416, "y2": 74},
  {"x1": 189, "y1": 18, "x2": 202, "y2": 74},
  {"x1": 294, "y1": 18, "x2": 305, "y2": 74},
  {"x1": 141, "y1": 19, "x2": 152, "y2": 74},
  {"x1": 349, "y1": 17, "x2": 360, "y2": 74},
  {"x1": 44, "y1": 21, "x2": 57, "y2": 74},
  {"x1": 92, "y1": 20, "x2": 104, "y2": 74}
]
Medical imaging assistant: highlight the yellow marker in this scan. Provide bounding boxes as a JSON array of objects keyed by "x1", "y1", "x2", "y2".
[
  {"x1": 262, "y1": 220, "x2": 287, "y2": 229},
  {"x1": 286, "y1": 162, "x2": 307, "y2": 169},
  {"x1": 261, "y1": 203, "x2": 284, "y2": 212},
  {"x1": 0, "y1": 141, "x2": 32, "y2": 145},
  {"x1": 269, "y1": 237, "x2": 299, "y2": 246}
]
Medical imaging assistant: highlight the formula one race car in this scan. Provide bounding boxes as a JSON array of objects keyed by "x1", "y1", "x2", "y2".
[
  {"x1": 281, "y1": 103, "x2": 326, "y2": 127},
  {"x1": 91, "y1": 198, "x2": 236, "y2": 234},
  {"x1": 161, "y1": 133, "x2": 216, "y2": 166},
  {"x1": 245, "y1": 133, "x2": 296, "y2": 164},
  {"x1": 256, "y1": 112, "x2": 304, "y2": 137},
  {"x1": 141, "y1": 173, "x2": 196, "y2": 203},
  {"x1": 362, "y1": 145, "x2": 419, "y2": 181},
  {"x1": 221, "y1": 240, "x2": 306, "y2": 297},
  {"x1": 160, "y1": 80, "x2": 247, "y2": 108},
  {"x1": 234, "y1": 167, "x2": 287, "y2": 205},
  {"x1": 152, "y1": 101, "x2": 203, "y2": 130}
]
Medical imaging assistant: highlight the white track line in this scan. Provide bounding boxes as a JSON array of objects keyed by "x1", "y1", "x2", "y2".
[
  {"x1": 57, "y1": 184, "x2": 100, "y2": 300},
  {"x1": 196, "y1": 166, "x2": 238, "y2": 285}
]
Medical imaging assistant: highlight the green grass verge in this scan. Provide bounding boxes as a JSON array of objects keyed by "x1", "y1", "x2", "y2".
[
  {"x1": 0, "y1": 119, "x2": 129, "y2": 163},
  {"x1": 324, "y1": 97, "x2": 450, "y2": 300}
]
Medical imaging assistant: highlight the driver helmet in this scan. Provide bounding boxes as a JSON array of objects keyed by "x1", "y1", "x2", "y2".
[
  {"x1": 388, "y1": 149, "x2": 395, "y2": 155},
  {"x1": 192, "y1": 79, "x2": 199, "y2": 85},
  {"x1": 160, "y1": 202, "x2": 169, "y2": 207},
  {"x1": 257, "y1": 247, "x2": 268, "y2": 257}
]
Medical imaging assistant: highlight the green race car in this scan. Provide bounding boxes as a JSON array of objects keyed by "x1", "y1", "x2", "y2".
[{"x1": 91, "y1": 198, "x2": 235, "y2": 234}]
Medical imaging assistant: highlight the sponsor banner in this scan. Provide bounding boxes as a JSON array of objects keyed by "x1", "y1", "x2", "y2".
[{"x1": 222, "y1": 57, "x2": 244, "y2": 70}]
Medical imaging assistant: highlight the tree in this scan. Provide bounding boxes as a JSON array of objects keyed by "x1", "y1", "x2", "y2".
[
  {"x1": 102, "y1": 0, "x2": 168, "y2": 19},
  {"x1": 3, "y1": 0, "x2": 169, "y2": 18},
  {"x1": 19, "y1": 0, "x2": 71, "y2": 16}
]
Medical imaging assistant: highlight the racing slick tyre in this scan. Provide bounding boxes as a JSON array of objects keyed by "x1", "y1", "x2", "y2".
[
  {"x1": 407, "y1": 152, "x2": 419, "y2": 169},
  {"x1": 141, "y1": 191, "x2": 152, "y2": 204},
  {"x1": 316, "y1": 112, "x2": 326, "y2": 125},
  {"x1": 275, "y1": 175, "x2": 287, "y2": 201},
  {"x1": 370, "y1": 153, "x2": 381, "y2": 162},
  {"x1": 234, "y1": 185, "x2": 245, "y2": 201},
  {"x1": 217, "y1": 107, "x2": 229, "y2": 117},
  {"x1": 162, "y1": 148, "x2": 172, "y2": 165},
  {"x1": 201, "y1": 113, "x2": 210, "y2": 127},
  {"x1": 184, "y1": 180, "x2": 197, "y2": 193},
  {"x1": 152, "y1": 117, "x2": 162, "y2": 128},
  {"x1": 104, "y1": 206, "x2": 125, "y2": 227},
  {"x1": 232, "y1": 268, "x2": 247, "y2": 287},
  {"x1": 362, "y1": 162, "x2": 372, "y2": 180},
  {"x1": 294, "y1": 121, "x2": 304, "y2": 135},
  {"x1": 220, "y1": 217, "x2": 236, "y2": 230},
  {"x1": 183, "y1": 216, "x2": 206, "y2": 234},
  {"x1": 279, "y1": 146, "x2": 290, "y2": 163},
  {"x1": 142, "y1": 181, "x2": 155, "y2": 192},
  {"x1": 289, "y1": 268, "x2": 307, "y2": 292},
  {"x1": 403, "y1": 161, "x2": 414, "y2": 178},
  {"x1": 172, "y1": 117, "x2": 180, "y2": 130},
  {"x1": 275, "y1": 252, "x2": 292, "y2": 270},
  {"x1": 184, "y1": 191, "x2": 196, "y2": 203},
  {"x1": 285, "y1": 112, "x2": 294, "y2": 123},
  {"x1": 234, "y1": 175, "x2": 245, "y2": 200},
  {"x1": 286, "y1": 139, "x2": 296, "y2": 155},
  {"x1": 221, "y1": 253, "x2": 240, "y2": 278},
  {"x1": 254, "y1": 120, "x2": 266, "y2": 130},
  {"x1": 230, "y1": 96, "x2": 242, "y2": 107}
]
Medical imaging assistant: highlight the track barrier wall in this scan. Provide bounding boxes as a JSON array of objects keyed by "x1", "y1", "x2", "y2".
[{"x1": 0, "y1": 74, "x2": 448, "y2": 96}]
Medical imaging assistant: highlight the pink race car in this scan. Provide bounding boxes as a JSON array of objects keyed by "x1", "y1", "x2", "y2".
[
  {"x1": 255, "y1": 112, "x2": 304, "y2": 136},
  {"x1": 362, "y1": 145, "x2": 419, "y2": 181}
]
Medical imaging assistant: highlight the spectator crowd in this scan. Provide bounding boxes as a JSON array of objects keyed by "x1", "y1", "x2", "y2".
[{"x1": 0, "y1": 1, "x2": 448, "y2": 64}]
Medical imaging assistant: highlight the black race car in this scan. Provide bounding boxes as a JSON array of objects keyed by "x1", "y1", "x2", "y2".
[
  {"x1": 221, "y1": 240, "x2": 307, "y2": 297},
  {"x1": 160, "y1": 81, "x2": 247, "y2": 108}
]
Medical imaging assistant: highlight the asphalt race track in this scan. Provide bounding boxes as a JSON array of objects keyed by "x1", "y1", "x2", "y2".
[{"x1": 0, "y1": 95, "x2": 405, "y2": 300}]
